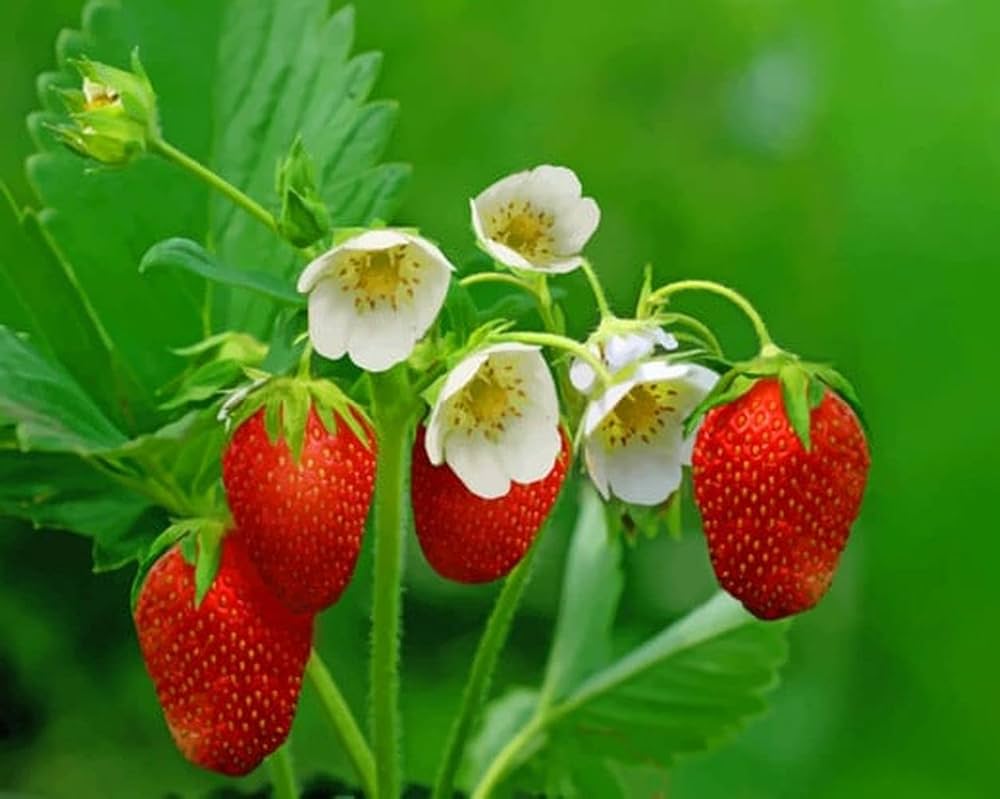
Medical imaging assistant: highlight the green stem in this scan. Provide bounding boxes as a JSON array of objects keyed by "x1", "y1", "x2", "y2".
[
  {"x1": 460, "y1": 272, "x2": 535, "y2": 294},
  {"x1": 306, "y1": 650, "x2": 377, "y2": 798},
  {"x1": 580, "y1": 260, "x2": 613, "y2": 320},
  {"x1": 431, "y1": 542, "x2": 542, "y2": 799},
  {"x1": 150, "y1": 137, "x2": 278, "y2": 235},
  {"x1": 657, "y1": 312, "x2": 724, "y2": 356},
  {"x1": 499, "y1": 330, "x2": 612, "y2": 386},
  {"x1": 470, "y1": 713, "x2": 546, "y2": 799},
  {"x1": 650, "y1": 279, "x2": 774, "y2": 351},
  {"x1": 267, "y1": 745, "x2": 299, "y2": 799},
  {"x1": 369, "y1": 369, "x2": 413, "y2": 799}
]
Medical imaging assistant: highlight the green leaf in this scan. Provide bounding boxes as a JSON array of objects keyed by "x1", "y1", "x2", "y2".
[
  {"x1": 140, "y1": 238, "x2": 305, "y2": 306},
  {"x1": 0, "y1": 326, "x2": 126, "y2": 453},
  {"x1": 683, "y1": 372, "x2": 758, "y2": 437},
  {"x1": 460, "y1": 689, "x2": 540, "y2": 792},
  {"x1": 779, "y1": 363, "x2": 812, "y2": 450},
  {"x1": 0, "y1": 185, "x2": 126, "y2": 425},
  {"x1": 544, "y1": 593, "x2": 788, "y2": 768},
  {"x1": 540, "y1": 486, "x2": 623, "y2": 704},
  {"x1": 159, "y1": 358, "x2": 244, "y2": 410},
  {"x1": 210, "y1": 1, "x2": 410, "y2": 334},
  {"x1": 27, "y1": 0, "x2": 223, "y2": 426}
]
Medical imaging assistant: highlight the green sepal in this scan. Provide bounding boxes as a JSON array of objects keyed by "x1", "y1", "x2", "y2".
[
  {"x1": 813, "y1": 364, "x2": 870, "y2": 433},
  {"x1": 683, "y1": 372, "x2": 759, "y2": 438},
  {"x1": 807, "y1": 375, "x2": 826, "y2": 409},
  {"x1": 778, "y1": 363, "x2": 812, "y2": 451},
  {"x1": 605, "y1": 487, "x2": 683, "y2": 544},
  {"x1": 225, "y1": 375, "x2": 373, "y2": 462},
  {"x1": 129, "y1": 517, "x2": 227, "y2": 612},
  {"x1": 193, "y1": 522, "x2": 226, "y2": 607}
]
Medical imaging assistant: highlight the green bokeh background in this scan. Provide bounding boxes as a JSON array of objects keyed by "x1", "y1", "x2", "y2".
[{"x1": 1, "y1": 1, "x2": 996, "y2": 797}]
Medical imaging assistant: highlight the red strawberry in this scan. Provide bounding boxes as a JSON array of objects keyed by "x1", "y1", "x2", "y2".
[
  {"x1": 411, "y1": 426, "x2": 570, "y2": 583},
  {"x1": 223, "y1": 406, "x2": 376, "y2": 614},
  {"x1": 692, "y1": 378, "x2": 870, "y2": 619},
  {"x1": 133, "y1": 535, "x2": 313, "y2": 776}
]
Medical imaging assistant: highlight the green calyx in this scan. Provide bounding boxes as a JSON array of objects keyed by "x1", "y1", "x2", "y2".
[
  {"x1": 53, "y1": 49, "x2": 160, "y2": 166},
  {"x1": 129, "y1": 517, "x2": 228, "y2": 612},
  {"x1": 276, "y1": 134, "x2": 331, "y2": 248},
  {"x1": 225, "y1": 374, "x2": 373, "y2": 463},
  {"x1": 682, "y1": 345, "x2": 868, "y2": 451}
]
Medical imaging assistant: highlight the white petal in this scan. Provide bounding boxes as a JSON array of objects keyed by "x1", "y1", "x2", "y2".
[
  {"x1": 523, "y1": 165, "x2": 583, "y2": 207},
  {"x1": 570, "y1": 358, "x2": 596, "y2": 394},
  {"x1": 584, "y1": 377, "x2": 640, "y2": 437},
  {"x1": 650, "y1": 328, "x2": 679, "y2": 352},
  {"x1": 298, "y1": 251, "x2": 338, "y2": 293},
  {"x1": 479, "y1": 237, "x2": 538, "y2": 271},
  {"x1": 307, "y1": 279, "x2": 353, "y2": 360},
  {"x1": 539, "y1": 255, "x2": 584, "y2": 274},
  {"x1": 446, "y1": 433, "x2": 511, "y2": 499},
  {"x1": 605, "y1": 333, "x2": 655, "y2": 373},
  {"x1": 497, "y1": 410, "x2": 561, "y2": 485},
  {"x1": 345, "y1": 306, "x2": 418, "y2": 372},
  {"x1": 474, "y1": 169, "x2": 532, "y2": 211},
  {"x1": 552, "y1": 196, "x2": 600, "y2": 255},
  {"x1": 340, "y1": 228, "x2": 410, "y2": 252},
  {"x1": 604, "y1": 426, "x2": 685, "y2": 506},
  {"x1": 583, "y1": 438, "x2": 612, "y2": 500}
]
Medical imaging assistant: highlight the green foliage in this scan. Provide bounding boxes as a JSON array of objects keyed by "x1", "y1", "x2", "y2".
[
  {"x1": 463, "y1": 488, "x2": 789, "y2": 796},
  {"x1": 140, "y1": 238, "x2": 305, "y2": 307}
]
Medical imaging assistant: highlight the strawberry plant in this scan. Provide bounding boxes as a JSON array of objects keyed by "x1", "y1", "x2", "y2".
[{"x1": 0, "y1": 1, "x2": 870, "y2": 797}]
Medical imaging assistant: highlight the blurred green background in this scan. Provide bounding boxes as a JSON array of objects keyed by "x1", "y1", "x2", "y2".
[{"x1": 1, "y1": 0, "x2": 996, "y2": 797}]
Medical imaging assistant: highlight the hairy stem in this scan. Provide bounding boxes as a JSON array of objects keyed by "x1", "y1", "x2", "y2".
[
  {"x1": 431, "y1": 543, "x2": 542, "y2": 799},
  {"x1": 369, "y1": 369, "x2": 413, "y2": 799},
  {"x1": 580, "y1": 260, "x2": 613, "y2": 320},
  {"x1": 150, "y1": 137, "x2": 278, "y2": 235},
  {"x1": 267, "y1": 745, "x2": 299, "y2": 799},
  {"x1": 306, "y1": 650, "x2": 377, "y2": 797},
  {"x1": 650, "y1": 279, "x2": 774, "y2": 351}
]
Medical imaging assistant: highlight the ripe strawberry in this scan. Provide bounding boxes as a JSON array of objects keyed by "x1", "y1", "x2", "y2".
[
  {"x1": 692, "y1": 377, "x2": 870, "y2": 619},
  {"x1": 133, "y1": 535, "x2": 313, "y2": 776},
  {"x1": 223, "y1": 405, "x2": 376, "y2": 614},
  {"x1": 411, "y1": 426, "x2": 570, "y2": 583}
]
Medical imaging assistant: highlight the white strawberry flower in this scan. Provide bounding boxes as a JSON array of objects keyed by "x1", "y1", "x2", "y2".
[
  {"x1": 471, "y1": 165, "x2": 600, "y2": 273},
  {"x1": 425, "y1": 343, "x2": 561, "y2": 499},
  {"x1": 583, "y1": 361, "x2": 718, "y2": 506},
  {"x1": 569, "y1": 327, "x2": 679, "y2": 395},
  {"x1": 297, "y1": 230, "x2": 454, "y2": 372}
]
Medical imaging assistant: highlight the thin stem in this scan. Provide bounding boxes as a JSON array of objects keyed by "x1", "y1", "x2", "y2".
[
  {"x1": 580, "y1": 260, "x2": 613, "y2": 320},
  {"x1": 369, "y1": 369, "x2": 412, "y2": 799},
  {"x1": 306, "y1": 650, "x2": 377, "y2": 798},
  {"x1": 460, "y1": 272, "x2": 536, "y2": 294},
  {"x1": 150, "y1": 137, "x2": 278, "y2": 235},
  {"x1": 658, "y1": 312, "x2": 724, "y2": 356},
  {"x1": 267, "y1": 745, "x2": 299, "y2": 799},
  {"x1": 431, "y1": 541, "x2": 543, "y2": 799},
  {"x1": 470, "y1": 713, "x2": 546, "y2": 799},
  {"x1": 650, "y1": 279, "x2": 774, "y2": 351},
  {"x1": 500, "y1": 330, "x2": 612, "y2": 386}
]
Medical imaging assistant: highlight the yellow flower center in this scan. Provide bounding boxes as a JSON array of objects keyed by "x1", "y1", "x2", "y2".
[
  {"x1": 336, "y1": 245, "x2": 423, "y2": 312},
  {"x1": 82, "y1": 81, "x2": 121, "y2": 112},
  {"x1": 598, "y1": 383, "x2": 679, "y2": 448},
  {"x1": 449, "y1": 359, "x2": 527, "y2": 440},
  {"x1": 488, "y1": 201, "x2": 555, "y2": 260}
]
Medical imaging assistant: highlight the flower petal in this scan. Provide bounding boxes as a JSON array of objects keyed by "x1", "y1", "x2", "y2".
[
  {"x1": 306, "y1": 279, "x2": 353, "y2": 360},
  {"x1": 553, "y1": 196, "x2": 600, "y2": 255},
  {"x1": 446, "y1": 433, "x2": 511, "y2": 499},
  {"x1": 601, "y1": 425, "x2": 685, "y2": 505},
  {"x1": 345, "y1": 305, "x2": 419, "y2": 372}
]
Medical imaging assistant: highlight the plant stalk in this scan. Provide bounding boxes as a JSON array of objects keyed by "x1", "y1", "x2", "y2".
[
  {"x1": 306, "y1": 650, "x2": 377, "y2": 797},
  {"x1": 431, "y1": 542, "x2": 542, "y2": 799},
  {"x1": 369, "y1": 369, "x2": 413, "y2": 799},
  {"x1": 150, "y1": 137, "x2": 278, "y2": 235},
  {"x1": 267, "y1": 745, "x2": 299, "y2": 799},
  {"x1": 650, "y1": 279, "x2": 774, "y2": 351},
  {"x1": 470, "y1": 713, "x2": 546, "y2": 799}
]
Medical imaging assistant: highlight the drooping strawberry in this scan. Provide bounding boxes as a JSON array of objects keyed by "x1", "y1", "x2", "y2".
[
  {"x1": 133, "y1": 534, "x2": 313, "y2": 776},
  {"x1": 222, "y1": 394, "x2": 376, "y2": 615},
  {"x1": 691, "y1": 372, "x2": 870, "y2": 620},
  {"x1": 411, "y1": 426, "x2": 570, "y2": 583}
]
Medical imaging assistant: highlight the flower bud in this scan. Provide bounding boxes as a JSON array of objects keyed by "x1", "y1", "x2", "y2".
[
  {"x1": 276, "y1": 135, "x2": 331, "y2": 247},
  {"x1": 53, "y1": 49, "x2": 160, "y2": 166}
]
